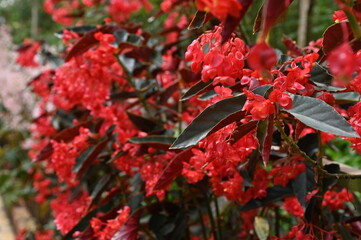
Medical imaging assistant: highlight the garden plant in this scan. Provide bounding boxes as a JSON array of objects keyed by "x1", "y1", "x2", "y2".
[{"x1": 10, "y1": 0, "x2": 361, "y2": 239}]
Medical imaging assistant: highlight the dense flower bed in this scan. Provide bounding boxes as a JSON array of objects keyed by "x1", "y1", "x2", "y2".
[{"x1": 12, "y1": 0, "x2": 361, "y2": 239}]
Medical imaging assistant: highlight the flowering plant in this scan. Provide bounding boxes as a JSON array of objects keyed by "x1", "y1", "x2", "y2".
[{"x1": 14, "y1": 0, "x2": 361, "y2": 239}]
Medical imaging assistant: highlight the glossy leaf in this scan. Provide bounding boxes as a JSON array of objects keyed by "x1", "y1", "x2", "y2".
[
  {"x1": 188, "y1": 11, "x2": 207, "y2": 30},
  {"x1": 257, "y1": 119, "x2": 268, "y2": 163},
  {"x1": 89, "y1": 175, "x2": 113, "y2": 207},
  {"x1": 333, "y1": 91, "x2": 360, "y2": 104},
  {"x1": 127, "y1": 112, "x2": 163, "y2": 133},
  {"x1": 229, "y1": 121, "x2": 258, "y2": 145},
  {"x1": 171, "y1": 85, "x2": 272, "y2": 149},
  {"x1": 74, "y1": 140, "x2": 109, "y2": 178},
  {"x1": 257, "y1": 115, "x2": 274, "y2": 166},
  {"x1": 129, "y1": 135, "x2": 176, "y2": 150},
  {"x1": 322, "y1": 22, "x2": 361, "y2": 55},
  {"x1": 283, "y1": 94, "x2": 359, "y2": 138},
  {"x1": 181, "y1": 80, "x2": 212, "y2": 101},
  {"x1": 113, "y1": 29, "x2": 143, "y2": 46},
  {"x1": 152, "y1": 148, "x2": 193, "y2": 191},
  {"x1": 255, "y1": 0, "x2": 294, "y2": 39},
  {"x1": 309, "y1": 63, "x2": 333, "y2": 85}
]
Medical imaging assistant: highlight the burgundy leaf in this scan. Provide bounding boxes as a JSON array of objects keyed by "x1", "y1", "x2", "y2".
[
  {"x1": 282, "y1": 36, "x2": 303, "y2": 56},
  {"x1": 188, "y1": 11, "x2": 207, "y2": 30},
  {"x1": 111, "y1": 213, "x2": 140, "y2": 240},
  {"x1": 76, "y1": 139, "x2": 109, "y2": 179},
  {"x1": 152, "y1": 148, "x2": 193, "y2": 191},
  {"x1": 262, "y1": 114, "x2": 274, "y2": 165},
  {"x1": 221, "y1": 0, "x2": 254, "y2": 43},
  {"x1": 34, "y1": 120, "x2": 93, "y2": 162},
  {"x1": 65, "y1": 25, "x2": 116, "y2": 62},
  {"x1": 229, "y1": 121, "x2": 258, "y2": 145},
  {"x1": 257, "y1": 0, "x2": 295, "y2": 40},
  {"x1": 322, "y1": 22, "x2": 361, "y2": 56}
]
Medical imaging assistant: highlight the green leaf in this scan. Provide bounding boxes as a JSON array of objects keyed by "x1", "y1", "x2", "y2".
[
  {"x1": 254, "y1": 217, "x2": 269, "y2": 240},
  {"x1": 283, "y1": 94, "x2": 359, "y2": 138},
  {"x1": 171, "y1": 85, "x2": 272, "y2": 149}
]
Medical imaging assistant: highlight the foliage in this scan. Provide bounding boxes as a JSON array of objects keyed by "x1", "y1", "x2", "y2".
[{"x1": 9, "y1": 0, "x2": 361, "y2": 239}]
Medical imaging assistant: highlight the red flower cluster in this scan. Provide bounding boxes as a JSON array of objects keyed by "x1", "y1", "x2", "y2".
[
  {"x1": 108, "y1": 0, "x2": 152, "y2": 24},
  {"x1": 322, "y1": 188, "x2": 354, "y2": 211},
  {"x1": 90, "y1": 206, "x2": 131, "y2": 240},
  {"x1": 283, "y1": 196, "x2": 304, "y2": 217},
  {"x1": 16, "y1": 39, "x2": 40, "y2": 67},
  {"x1": 185, "y1": 26, "x2": 247, "y2": 86},
  {"x1": 51, "y1": 190, "x2": 90, "y2": 235},
  {"x1": 52, "y1": 32, "x2": 122, "y2": 113},
  {"x1": 49, "y1": 127, "x2": 91, "y2": 184},
  {"x1": 269, "y1": 159, "x2": 306, "y2": 187}
]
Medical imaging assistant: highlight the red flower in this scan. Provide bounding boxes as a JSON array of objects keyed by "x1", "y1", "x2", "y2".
[
  {"x1": 322, "y1": 188, "x2": 354, "y2": 210},
  {"x1": 90, "y1": 206, "x2": 131, "y2": 240},
  {"x1": 248, "y1": 42, "x2": 277, "y2": 71},
  {"x1": 195, "y1": 0, "x2": 243, "y2": 21},
  {"x1": 327, "y1": 43, "x2": 359, "y2": 81},
  {"x1": 51, "y1": 191, "x2": 90, "y2": 235},
  {"x1": 332, "y1": 10, "x2": 347, "y2": 23},
  {"x1": 243, "y1": 90, "x2": 275, "y2": 120},
  {"x1": 283, "y1": 196, "x2": 304, "y2": 217},
  {"x1": 269, "y1": 89, "x2": 293, "y2": 109},
  {"x1": 16, "y1": 39, "x2": 40, "y2": 67}
]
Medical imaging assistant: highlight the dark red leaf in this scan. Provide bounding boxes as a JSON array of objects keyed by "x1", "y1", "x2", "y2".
[
  {"x1": 152, "y1": 148, "x2": 193, "y2": 191},
  {"x1": 229, "y1": 121, "x2": 258, "y2": 145},
  {"x1": 179, "y1": 68, "x2": 201, "y2": 83},
  {"x1": 257, "y1": 0, "x2": 294, "y2": 40},
  {"x1": 221, "y1": 0, "x2": 254, "y2": 43},
  {"x1": 282, "y1": 36, "x2": 303, "y2": 56},
  {"x1": 353, "y1": 3, "x2": 361, "y2": 24},
  {"x1": 128, "y1": 135, "x2": 176, "y2": 150},
  {"x1": 127, "y1": 112, "x2": 163, "y2": 133},
  {"x1": 65, "y1": 25, "x2": 116, "y2": 62},
  {"x1": 322, "y1": 22, "x2": 361, "y2": 57},
  {"x1": 112, "y1": 213, "x2": 140, "y2": 240},
  {"x1": 262, "y1": 114, "x2": 274, "y2": 166},
  {"x1": 181, "y1": 80, "x2": 213, "y2": 101},
  {"x1": 188, "y1": 11, "x2": 207, "y2": 30},
  {"x1": 75, "y1": 139, "x2": 109, "y2": 179},
  {"x1": 34, "y1": 120, "x2": 93, "y2": 162},
  {"x1": 159, "y1": 82, "x2": 179, "y2": 105}
]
